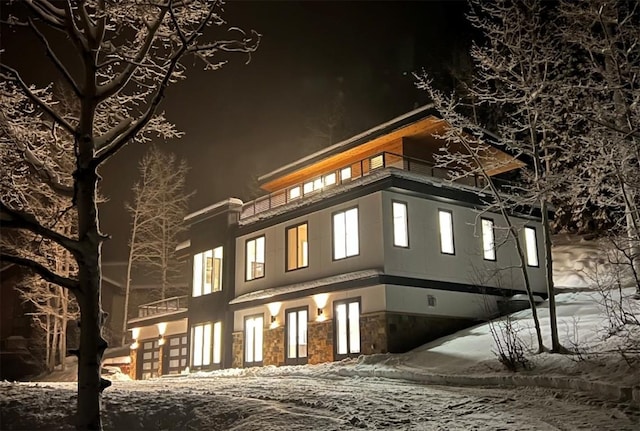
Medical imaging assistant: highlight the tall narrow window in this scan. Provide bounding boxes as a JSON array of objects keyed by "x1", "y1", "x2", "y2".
[
  {"x1": 286, "y1": 223, "x2": 309, "y2": 271},
  {"x1": 285, "y1": 308, "x2": 308, "y2": 365},
  {"x1": 335, "y1": 300, "x2": 360, "y2": 358},
  {"x1": 246, "y1": 236, "x2": 265, "y2": 281},
  {"x1": 191, "y1": 322, "x2": 220, "y2": 368},
  {"x1": 192, "y1": 247, "x2": 223, "y2": 296},
  {"x1": 244, "y1": 315, "x2": 264, "y2": 365},
  {"x1": 481, "y1": 218, "x2": 496, "y2": 261},
  {"x1": 333, "y1": 207, "x2": 359, "y2": 260},
  {"x1": 524, "y1": 227, "x2": 539, "y2": 267},
  {"x1": 392, "y1": 201, "x2": 409, "y2": 247},
  {"x1": 438, "y1": 210, "x2": 455, "y2": 254}
]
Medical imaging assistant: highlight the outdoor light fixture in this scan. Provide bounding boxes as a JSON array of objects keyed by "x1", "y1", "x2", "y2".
[
  {"x1": 130, "y1": 341, "x2": 139, "y2": 350},
  {"x1": 158, "y1": 336, "x2": 165, "y2": 346},
  {"x1": 317, "y1": 308, "x2": 324, "y2": 316},
  {"x1": 270, "y1": 315, "x2": 277, "y2": 323}
]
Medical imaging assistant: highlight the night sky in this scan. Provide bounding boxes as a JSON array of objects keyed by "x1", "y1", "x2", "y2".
[{"x1": 2, "y1": 1, "x2": 472, "y2": 262}]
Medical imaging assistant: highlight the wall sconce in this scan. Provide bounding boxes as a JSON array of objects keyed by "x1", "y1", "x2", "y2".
[
  {"x1": 158, "y1": 335, "x2": 165, "y2": 346},
  {"x1": 130, "y1": 341, "x2": 139, "y2": 350},
  {"x1": 317, "y1": 308, "x2": 323, "y2": 317},
  {"x1": 270, "y1": 315, "x2": 277, "y2": 323}
]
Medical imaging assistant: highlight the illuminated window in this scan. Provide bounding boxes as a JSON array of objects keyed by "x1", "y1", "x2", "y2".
[
  {"x1": 370, "y1": 154, "x2": 384, "y2": 170},
  {"x1": 392, "y1": 201, "x2": 409, "y2": 247},
  {"x1": 246, "y1": 236, "x2": 265, "y2": 281},
  {"x1": 191, "y1": 322, "x2": 220, "y2": 368},
  {"x1": 286, "y1": 223, "x2": 309, "y2": 271},
  {"x1": 335, "y1": 299, "x2": 360, "y2": 357},
  {"x1": 244, "y1": 315, "x2": 264, "y2": 365},
  {"x1": 525, "y1": 227, "x2": 539, "y2": 267},
  {"x1": 313, "y1": 177, "x2": 323, "y2": 190},
  {"x1": 303, "y1": 181, "x2": 314, "y2": 194},
  {"x1": 285, "y1": 308, "x2": 308, "y2": 365},
  {"x1": 324, "y1": 173, "x2": 336, "y2": 186},
  {"x1": 341, "y1": 166, "x2": 352, "y2": 181},
  {"x1": 333, "y1": 207, "x2": 359, "y2": 259},
  {"x1": 192, "y1": 246, "x2": 223, "y2": 297},
  {"x1": 289, "y1": 186, "x2": 301, "y2": 200},
  {"x1": 438, "y1": 210, "x2": 455, "y2": 254},
  {"x1": 481, "y1": 218, "x2": 496, "y2": 261}
]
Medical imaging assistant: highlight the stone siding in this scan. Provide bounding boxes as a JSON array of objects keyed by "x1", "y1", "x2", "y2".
[
  {"x1": 232, "y1": 331, "x2": 243, "y2": 368},
  {"x1": 263, "y1": 326, "x2": 285, "y2": 366},
  {"x1": 359, "y1": 312, "x2": 388, "y2": 355},
  {"x1": 307, "y1": 320, "x2": 333, "y2": 364}
]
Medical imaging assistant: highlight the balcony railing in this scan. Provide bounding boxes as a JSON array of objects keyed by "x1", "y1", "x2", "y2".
[
  {"x1": 241, "y1": 152, "x2": 504, "y2": 219},
  {"x1": 137, "y1": 295, "x2": 188, "y2": 318}
]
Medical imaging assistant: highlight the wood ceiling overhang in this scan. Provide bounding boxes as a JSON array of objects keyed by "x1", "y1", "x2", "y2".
[{"x1": 260, "y1": 113, "x2": 524, "y2": 193}]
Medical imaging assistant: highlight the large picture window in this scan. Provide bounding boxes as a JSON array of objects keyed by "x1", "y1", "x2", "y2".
[
  {"x1": 524, "y1": 226, "x2": 539, "y2": 267},
  {"x1": 286, "y1": 223, "x2": 309, "y2": 271},
  {"x1": 335, "y1": 300, "x2": 361, "y2": 358},
  {"x1": 481, "y1": 218, "x2": 496, "y2": 261},
  {"x1": 192, "y1": 246, "x2": 223, "y2": 297},
  {"x1": 392, "y1": 201, "x2": 409, "y2": 247},
  {"x1": 285, "y1": 308, "x2": 308, "y2": 365},
  {"x1": 438, "y1": 210, "x2": 455, "y2": 255},
  {"x1": 246, "y1": 236, "x2": 265, "y2": 281},
  {"x1": 244, "y1": 315, "x2": 264, "y2": 365},
  {"x1": 191, "y1": 322, "x2": 221, "y2": 369},
  {"x1": 333, "y1": 207, "x2": 359, "y2": 260}
]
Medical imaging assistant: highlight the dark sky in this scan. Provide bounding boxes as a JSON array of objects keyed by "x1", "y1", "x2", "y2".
[{"x1": 2, "y1": 1, "x2": 472, "y2": 262}]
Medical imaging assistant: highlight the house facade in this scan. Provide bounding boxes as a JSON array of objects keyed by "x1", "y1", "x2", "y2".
[{"x1": 127, "y1": 106, "x2": 546, "y2": 378}]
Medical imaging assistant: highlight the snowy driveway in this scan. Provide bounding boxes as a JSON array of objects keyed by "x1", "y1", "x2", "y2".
[{"x1": 1, "y1": 373, "x2": 636, "y2": 430}]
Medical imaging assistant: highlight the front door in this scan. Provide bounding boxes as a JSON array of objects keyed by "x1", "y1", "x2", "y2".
[{"x1": 285, "y1": 307, "x2": 308, "y2": 365}]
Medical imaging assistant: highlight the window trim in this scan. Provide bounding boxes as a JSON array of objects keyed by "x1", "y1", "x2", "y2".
[
  {"x1": 481, "y1": 217, "x2": 496, "y2": 261},
  {"x1": 392, "y1": 200, "x2": 409, "y2": 248},
  {"x1": 285, "y1": 222, "x2": 309, "y2": 272},
  {"x1": 284, "y1": 306, "x2": 309, "y2": 365},
  {"x1": 243, "y1": 313, "x2": 264, "y2": 367},
  {"x1": 332, "y1": 206, "x2": 360, "y2": 261},
  {"x1": 524, "y1": 226, "x2": 540, "y2": 267},
  {"x1": 333, "y1": 297, "x2": 362, "y2": 360},
  {"x1": 438, "y1": 209, "x2": 455, "y2": 255},
  {"x1": 245, "y1": 235, "x2": 266, "y2": 282}
]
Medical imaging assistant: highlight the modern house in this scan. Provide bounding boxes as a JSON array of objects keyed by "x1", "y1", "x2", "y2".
[{"x1": 127, "y1": 105, "x2": 546, "y2": 379}]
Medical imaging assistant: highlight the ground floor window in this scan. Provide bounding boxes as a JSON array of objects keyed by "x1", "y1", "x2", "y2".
[
  {"x1": 140, "y1": 339, "x2": 160, "y2": 380},
  {"x1": 165, "y1": 335, "x2": 188, "y2": 375},
  {"x1": 191, "y1": 321, "x2": 222, "y2": 369},
  {"x1": 285, "y1": 307, "x2": 308, "y2": 365},
  {"x1": 334, "y1": 299, "x2": 361, "y2": 358},
  {"x1": 244, "y1": 315, "x2": 264, "y2": 366}
]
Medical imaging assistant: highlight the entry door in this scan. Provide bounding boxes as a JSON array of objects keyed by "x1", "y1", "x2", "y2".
[
  {"x1": 244, "y1": 315, "x2": 264, "y2": 366},
  {"x1": 334, "y1": 300, "x2": 361, "y2": 359},
  {"x1": 285, "y1": 308, "x2": 308, "y2": 365}
]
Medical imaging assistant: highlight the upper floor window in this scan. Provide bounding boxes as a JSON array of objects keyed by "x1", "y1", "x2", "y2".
[
  {"x1": 370, "y1": 154, "x2": 384, "y2": 170},
  {"x1": 340, "y1": 166, "x2": 352, "y2": 181},
  {"x1": 524, "y1": 226, "x2": 539, "y2": 267},
  {"x1": 481, "y1": 218, "x2": 496, "y2": 261},
  {"x1": 246, "y1": 236, "x2": 265, "y2": 281},
  {"x1": 286, "y1": 223, "x2": 309, "y2": 271},
  {"x1": 392, "y1": 201, "x2": 409, "y2": 247},
  {"x1": 333, "y1": 207, "x2": 359, "y2": 260},
  {"x1": 192, "y1": 246, "x2": 223, "y2": 297},
  {"x1": 438, "y1": 210, "x2": 455, "y2": 255}
]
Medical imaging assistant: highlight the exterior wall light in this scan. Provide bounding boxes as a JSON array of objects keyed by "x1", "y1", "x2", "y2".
[
  {"x1": 130, "y1": 341, "x2": 139, "y2": 350},
  {"x1": 317, "y1": 308, "x2": 323, "y2": 317},
  {"x1": 270, "y1": 315, "x2": 277, "y2": 323}
]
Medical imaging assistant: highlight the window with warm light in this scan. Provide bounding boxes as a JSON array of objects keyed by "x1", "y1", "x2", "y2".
[
  {"x1": 392, "y1": 201, "x2": 409, "y2": 247},
  {"x1": 303, "y1": 181, "x2": 314, "y2": 194},
  {"x1": 370, "y1": 154, "x2": 384, "y2": 170},
  {"x1": 289, "y1": 186, "x2": 301, "y2": 200},
  {"x1": 438, "y1": 210, "x2": 455, "y2": 255},
  {"x1": 324, "y1": 172, "x2": 336, "y2": 186},
  {"x1": 481, "y1": 218, "x2": 496, "y2": 261},
  {"x1": 285, "y1": 307, "x2": 308, "y2": 365},
  {"x1": 286, "y1": 223, "x2": 309, "y2": 271},
  {"x1": 341, "y1": 166, "x2": 352, "y2": 181},
  {"x1": 244, "y1": 315, "x2": 264, "y2": 365},
  {"x1": 333, "y1": 207, "x2": 359, "y2": 260},
  {"x1": 246, "y1": 236, "x2": 265, "y2": 281},
  {"x1": 525, "y1": 226, "x2": 539, "y2": 267},
  {"x1": 335, "y1": 299, "x2": 360, "y2": 358},
  {"x1": 191, "y1": 322, "x2": 211, "y2": 367},
  {"x1": 192, "y1": 246, "x2": 223, "y2": 297}
]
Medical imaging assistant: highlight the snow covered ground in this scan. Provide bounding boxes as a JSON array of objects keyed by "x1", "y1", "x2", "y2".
[{"x1": 1, "y1": 235, "x2": 639, "y2": 430}]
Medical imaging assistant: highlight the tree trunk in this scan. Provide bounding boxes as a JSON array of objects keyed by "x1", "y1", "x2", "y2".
[{"x1": 541, "y1": 198, "x2": 561, "y2": 351}]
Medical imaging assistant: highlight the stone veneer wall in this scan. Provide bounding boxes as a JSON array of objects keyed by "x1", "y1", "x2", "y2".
[
  {"x1": 307, "y1": 320, "x2": 333, "y2": 364},
  {"x1": 359, "y1": 312, "x2": 389, "y2": 355},
  {"x1": 263, "y1": 326, "x2": 285, "y2": 366},
  {"x1": 232, "y1": 331, "x2": 243, "y2": 368},
  {"x1": 129, "y1": 348, "x2": 138, "y2": 379}
]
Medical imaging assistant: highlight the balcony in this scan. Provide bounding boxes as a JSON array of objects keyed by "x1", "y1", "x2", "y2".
[
  {"x1": 241, "y1": 152, "x2": 501, "y2": 219},
  {"x1": 136, "y1": 295, "x2": 189, "y2": 318}
]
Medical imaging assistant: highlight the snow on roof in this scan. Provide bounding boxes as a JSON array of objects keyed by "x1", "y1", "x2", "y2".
[
  {"x1": 175, "y1": 240, "x2": 190, "y2": 251},
  {"x1": 184, "y1": 198, "x2": 243, "y2": 222},
  {"x1": 258, "y1": 104, "x2": 435, "y2": 182},
  {"x1": 229, "y1": 269, "x2": 383, "y2": 304}
]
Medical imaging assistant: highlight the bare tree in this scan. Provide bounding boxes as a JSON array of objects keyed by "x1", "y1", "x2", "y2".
[
  {"x1": 122, "y1": 145, "x2": 191, "y2": 344},
  {"x1": 0, "y1": 2, "x2": 259, "y2": 429}
]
